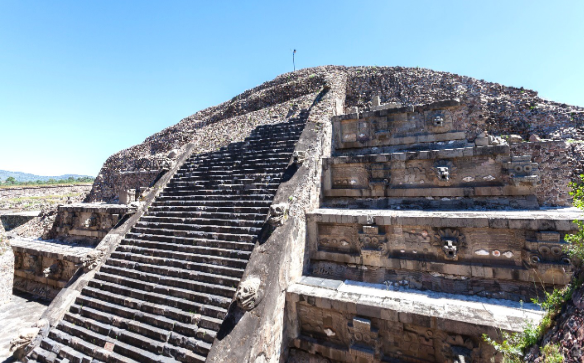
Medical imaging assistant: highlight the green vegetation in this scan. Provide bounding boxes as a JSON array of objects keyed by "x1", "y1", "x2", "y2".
[
  {"x1": 0, "y1": 176, "x2": 94, "y2": 188},
  {"x1": 483, "y1": 283, "x2": 572, "y2": 362},
  {"x1": 482, "y1": 176, "x2": 584, "y2": 362}
]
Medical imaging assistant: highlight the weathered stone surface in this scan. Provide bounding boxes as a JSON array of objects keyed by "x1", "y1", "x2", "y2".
[
  {"x1": 287, "y1": 277, "x2": 542, "y2": 363},
  {"x1": 46, "y1": 203, "x2": 136, "y2": 244},
  {"x1": 10, "y1": 238, "x2": 94, "y2": 300}
]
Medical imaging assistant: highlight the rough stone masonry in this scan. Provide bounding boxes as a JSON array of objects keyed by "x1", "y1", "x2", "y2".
[{"x1": 10, "y1": 66, "x2": 584, "y2": 363}]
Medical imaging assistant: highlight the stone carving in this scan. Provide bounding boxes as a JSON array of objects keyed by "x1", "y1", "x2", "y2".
[
  {"x1": 507, "y1": 155, "x2": 540, "y2": 186},
  {"x1": 10, "y1": 327, "x2": 40, "y2": 353},
  {"x1": 293, "y1": 150, "x2": 307, "y2": 165},
  {"x1": 235, "y1": 277, "x2": 261, "y2": 311},
  {"x1": 358, "y1": 225, "x2": 387, "y2": 256},
  {"x1": 42, "y1": 260, "x2": 64, "y2": 280},
  {"x1": 332, "y1": 165, "x2": 369, "y2": 189},
  {"x1": 80, "y1": 248, "x2": 106, "y2": 272},
  {"x1": 432, "y1": 160, "x2": 456, "y2": 185},
  {"x1": 312, "y1": 262, "x2": 347, "y2": 277},
  {"x1": 475, "y1": 131, "x2": 506, "y2": 146},
  {"x1": 267, "y1": 203, "x2": 289, "y2": 227},
  {"x1": 347, "y1": 317, "x2": 381, "y2": 363},
  {"x1": 318, "y1": 225, "x2": 358, "y2": 253},
  {"x1": 433, "y1": 229, "x2": 466, "y2": 261},
  {"x1": 440, "y1": 333, "x2": 478, "y2": 363},
  {"x1": 25, "y1": 255, "x2": 42, "y2": 275}
]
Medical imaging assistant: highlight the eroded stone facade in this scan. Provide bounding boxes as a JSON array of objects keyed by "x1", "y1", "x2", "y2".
[
  {"x1": 46, "y1": 203, "x2": 135, "y2": 244},
  {"x1": 11, "y1": 239, "x2": 94, "y2": 300},
  {"x1": 286, "y1": 98, "x2": 580, "y2": 362}
]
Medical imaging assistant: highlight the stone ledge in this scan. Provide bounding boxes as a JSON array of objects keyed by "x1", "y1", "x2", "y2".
[
  {"x1": 331, "y1": 99, "x2": 461, "y2": 122},
  {"x1": 288, "y1": 276, "x2": 543, "y2": 332},
  {"x1": 308, "y1": 208, "x2": 581, "y2": 231},
  {"x1": 327, "y1": 144, "x2": 510, "y2": 164},
  {"x1": 10, "y1": 238, "x2": 94, "y2": 264}
]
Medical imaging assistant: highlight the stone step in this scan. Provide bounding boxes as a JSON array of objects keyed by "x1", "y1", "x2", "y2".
[
  {"x1": 120, "y1": 237, "x2": 254, "y2": 258},
  {"x1": 155, "y1": 194, "x2": 277, "y2": 202},
  {"x1": 52, "y1": 320, "x2": 192, "y2": 363},
  {"x1": 109, "y1": 249, "x2": 246, "y2": 278},
  {"x1": 168, "y1": 180, "x2": 279, "y2": 188},
  {"x1": 245, "y1": 130, "x2": 304, "y2": 140},
  {"x1": 76, "y1": 293, "x2": 222, "y2": 333},
  {"x1": 85, "y1": 280, "x2": 228, "y2": 321},
  {"x1": 130, "y1": 226, "x2": 257, "y2": 242},
  {"x1": 169, "y1": 175, "x2": 282, "y2": 185},
  {"x1": 123, "y1": 234, "x2": 255, "y2": 252},
  {"x1": 93, "y1": 271, "x2": 234, "y2": 307},
  {"x1": 182, "y1": 158, "x2": 290, "y2": 167},
  {"x1": 111, "y1": 245, "x2": 249, "y2": 269},
  {"x1": 179, "y1": 164, "x2": 287, "y2": 173},
  {"x1": 106, "y1": 257, "x2": 241, "y2": 288},
  {"x1": 148, "y1": 205, "x2": 269, "y2": 215},
  {"x1": 41, "y1": 334, "x2": 135, "y2": 363},
  {"x1": 150, "y1": 199, "x2": 273, "y2": 208},
  {"x1": 140, "y1": 215, "x2": 264, "y2": 228},
  {"x1": 185, "y1": 157, "x2": 291, "y2": 167},
  {"x1": 224, "y1": 140, "x2": 297, "y2": 150},
  {"x1": 160, "y1": 188, "x2": 279, "y2": 197},
  {"x1": 145, "y1": 210, "x2": 266, "y2": 222},
  {"x1": 186, "y1": 152, "x2": 291, "y2": 162},
  {"x1": 99, "y1": 264, "x2": 238, "y2": 298},
  {"x1": 132, "y1": 221, "x2": 261, "y2": 239},
  {"x1": 63, "y1": 311, "x2": 213, "y2": 358},
  {"x1": 172, "y1": 172, "x2": 284, "y2": 181}
]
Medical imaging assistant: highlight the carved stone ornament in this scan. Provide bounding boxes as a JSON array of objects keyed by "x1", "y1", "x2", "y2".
[
  {"x1": 42, "y1": 260, "x2": 64, "y2": 280},
  {"x1": 293, "y1": 150, "x2": 307, "y2": 165},
  {"x1": 440, "y1": 334, "x2": 477, "y2": 363},
  {"x1": 235, "y1": 277, "x2": 261, "y2": 311},
  {"x1": 358, "y1": 225, "x2": 387, "y2": 256},
  {"x1": 433, "y1": 229, "x2": 466, "y2": 261},
  {"x1": 433, "y1": 160, "x2": 456, "y2": 185},
  {"x1": 267, "y1": 203, "x2": 289, "y2": 227},
  {"x1": 508, "y1": 155, "x2": 540, "y2": 186},
  {"x1": 81, "y1": 248, "x2": 106, "y2": 272},
  {"x1": 9, "y1": 319, "x2": 48, "y2": 355},
  {"x1": 348, "y1": 317, "x2": 381, "y2": 363}
]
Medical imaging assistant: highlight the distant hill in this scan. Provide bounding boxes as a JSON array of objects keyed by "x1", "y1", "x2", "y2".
[{"x1": 0, "y1": 170, "x2": 94, "y2": 183}]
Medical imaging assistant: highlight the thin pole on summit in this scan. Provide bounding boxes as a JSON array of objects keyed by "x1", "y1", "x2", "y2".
[{"x1": 293, "y1": 49, "x2": 296, "y2": 72}]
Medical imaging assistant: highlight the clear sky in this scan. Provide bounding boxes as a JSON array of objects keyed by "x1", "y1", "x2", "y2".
[{"x1": 1, "y1": 1, "x2": 583, "y2": 177}]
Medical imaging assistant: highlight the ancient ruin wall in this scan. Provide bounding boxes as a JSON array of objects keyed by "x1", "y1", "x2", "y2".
[{"x1": 344, "y1": 66, "x2": 584, "y2": 139}]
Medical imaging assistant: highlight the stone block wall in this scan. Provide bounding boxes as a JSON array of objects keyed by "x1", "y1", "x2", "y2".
[
  {"x1": 510, "y1": 140, "x2": 575, "y2": 206},
  {"x1": 46, "y1": 203, "x2": 135, "y2": 244},
  {"x1": 11, "y1": 239, "x2": 94, "y2": 300}
]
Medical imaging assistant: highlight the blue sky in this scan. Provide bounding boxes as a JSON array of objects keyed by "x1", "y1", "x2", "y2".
[{"x1": 1, "y1": 1, "x2": 583, "y2": 177}]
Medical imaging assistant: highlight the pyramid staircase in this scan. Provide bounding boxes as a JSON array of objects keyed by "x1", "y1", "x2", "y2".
[{"x1": 29, "y1": 114, "x2": 308, "y2": 363}]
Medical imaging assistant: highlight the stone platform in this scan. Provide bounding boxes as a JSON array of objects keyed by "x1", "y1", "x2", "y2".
[
  {"x1": 287, "y1": 276, "x2": 543, "y2": 363},
  {"x1": 47, "y1": 203, "x2": 136, "y2": 245},
  {"x1": 10, "y1": 238, "x2": 95, "y2": 300}
]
